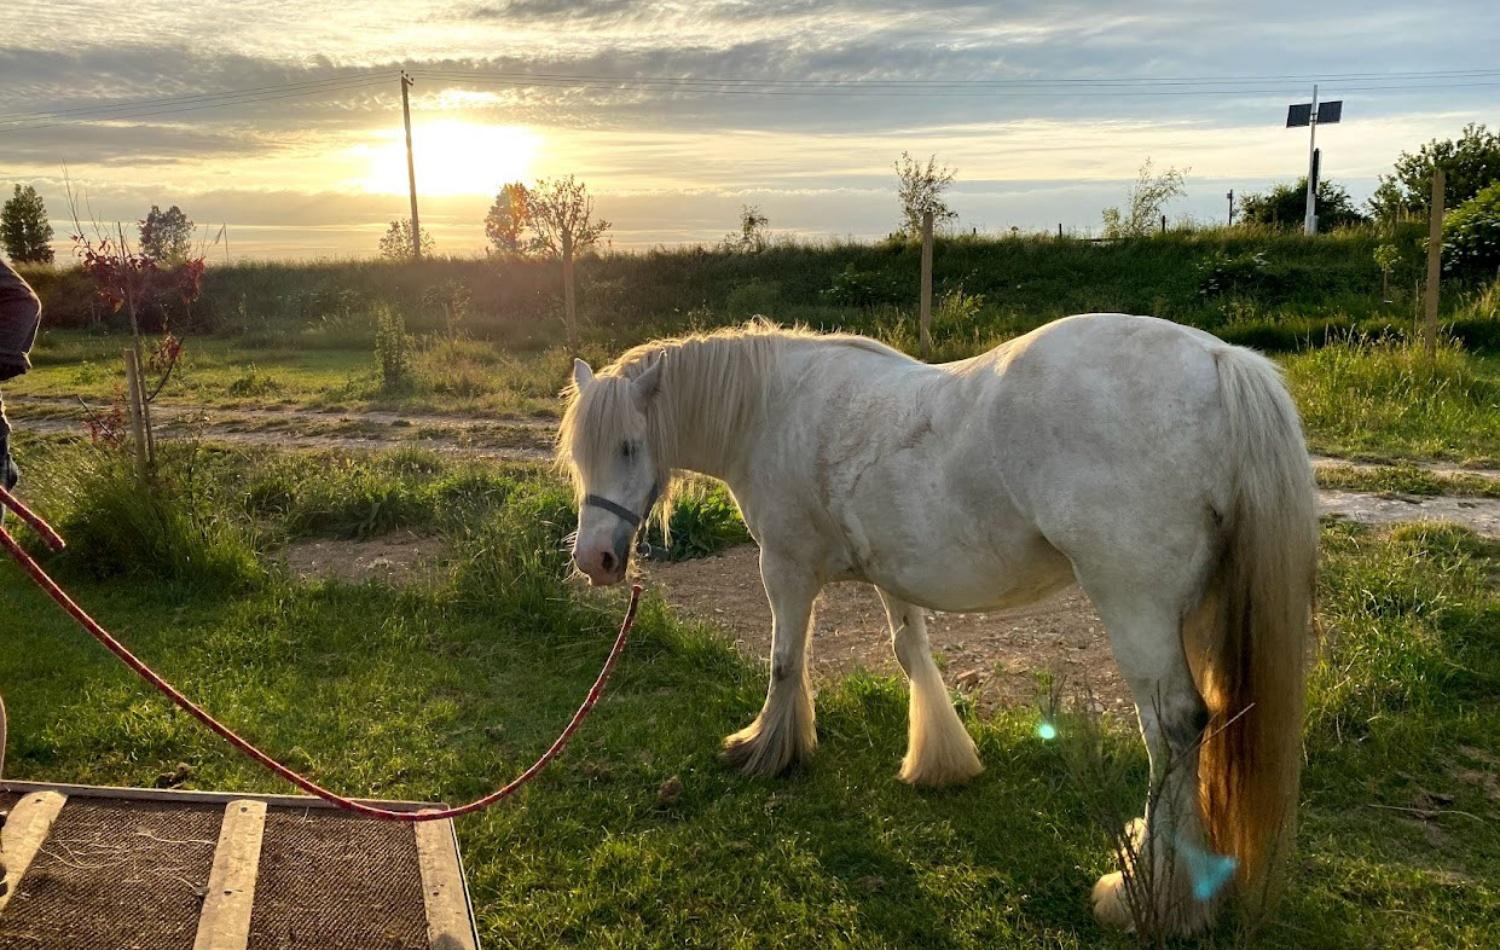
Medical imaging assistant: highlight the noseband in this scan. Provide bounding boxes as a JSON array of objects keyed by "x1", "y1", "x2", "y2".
[{"x1": 583, "y1": 481, "x2": 662, "y2": 557}]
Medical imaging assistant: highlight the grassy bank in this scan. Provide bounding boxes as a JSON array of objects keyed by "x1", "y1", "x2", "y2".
[
  {"x1": 20, "y1": 226, "x2": 1500, "y2": 355},
  {"x1": 0, "y1": 440, "x2": 1495, "y2": 947}
]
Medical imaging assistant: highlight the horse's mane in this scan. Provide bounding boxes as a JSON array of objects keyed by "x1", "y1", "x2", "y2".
[{"x1": 557, "y1": 319, "x2": 903, "y2": 530}]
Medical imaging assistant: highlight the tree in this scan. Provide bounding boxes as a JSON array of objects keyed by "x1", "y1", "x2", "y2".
[
  {"x1": 1442, "y1": 180, "x2": 1500, "y2": 279},
  {"x1": 378, "y1": 218, "x2": 435, "y2": 261},
  {"x1": 1101, "y1": 158, "x2": 1187, "y2": 238},
  {"x1": 721, "y1": 204, "x2": 770, "y2": 253},
  {"x1": 1239, "y1": 178, "x2": 1367, "y2": 230},
  {"x1": 1, "y1": 185, "x2": 55, "y2": 263},
  {"x1": 484, "y1": 182, "x2": 532, "y2": 257},
  {"x1": 527, "y1": 175, "x2": 611, "y2": 346},
  {"x1": 895, "y1": 152, "x2": 957, "y2": 237},
  {"x1": 1368, "y1": 123, "x2": 1500, "y2": 221},
  {"x1": 138, "y1": 204, "x2": 194, "y2": 264}
]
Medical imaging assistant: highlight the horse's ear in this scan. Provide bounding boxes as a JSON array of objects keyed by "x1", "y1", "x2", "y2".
[
  {"x1": 572, "y1": 358, "x2": 595, "y2": 390},
  {"x1": 632, "y1": 356, "x2": 663, "y2": 403}
]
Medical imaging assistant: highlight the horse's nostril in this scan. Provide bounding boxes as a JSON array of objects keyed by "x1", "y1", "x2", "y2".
[{"x1": 600, "y1": 551, "x2": 616, "y2": 572}]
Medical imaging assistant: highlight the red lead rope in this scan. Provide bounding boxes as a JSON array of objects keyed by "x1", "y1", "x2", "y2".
[{"x1": 0, "y1": 484, "x2": 640, "y2": 822}]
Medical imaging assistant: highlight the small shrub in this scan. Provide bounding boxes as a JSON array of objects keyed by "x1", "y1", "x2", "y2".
[
  {"x1": 725, "y1": 279, "x2": 781, "y2": 317},
  {"x1": 1443, "y1": 180, "x2": 1500, "y2": 279},
  {"x1": 374, "y1": 305, "x2": 411, "y2": 390},
  {"x1": 933, "y1": 287, "x2": 984, "y2": 331},
  {"x1": 51, "y1": 448, "x2": 263, "y2": 590},
  {"x1": 225, "y1": 365, "x2": 280, "y2": 398},
  {"x1": 645, "y1": 481, "x2": 751, "y2": 560}
]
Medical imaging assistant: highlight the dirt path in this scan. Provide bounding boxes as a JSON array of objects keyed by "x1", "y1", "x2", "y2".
[
  {"x1": 1308, "y1": 454, "x2": 1500, "y2": 484},
  {"x1": 644, "y1": 545, "x2": 1125, "y2": 716},
  {"x1": 9, "y1": 396, "x2": 554, "y2": 460},
  {"x1": 13, "y1": 397, "x2": 1500, "y2": 537}
]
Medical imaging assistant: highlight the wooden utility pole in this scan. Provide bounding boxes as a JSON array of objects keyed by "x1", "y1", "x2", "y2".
[
  {"x1": 919, "y1": 211, "x2": 934, "y2": 359},
  {"x1": 400, "y1": 71, "x2": 422, "y2": 262},
  {"x1": 1423, "y1": 167, "x2": 1445, "y2": 360},
  {"x1": 1227, "y1": 189, "x2": 1235, "y2": 225}
]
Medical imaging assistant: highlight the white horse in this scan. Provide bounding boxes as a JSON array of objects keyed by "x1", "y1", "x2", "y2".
[{"x1": 559, "y1": 314, "x2": 1316, "y2": 934}]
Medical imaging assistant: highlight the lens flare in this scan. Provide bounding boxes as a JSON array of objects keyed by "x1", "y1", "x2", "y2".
[
  {"x1": 1036, "y1": 721, "x2": 1058, "y2": 740},
  {"x1": 1177, "y1": 837, "x2": 1238, "y2": 902}
]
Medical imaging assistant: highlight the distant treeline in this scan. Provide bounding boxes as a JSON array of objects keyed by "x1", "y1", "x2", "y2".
[{"x1": 18, "y1": 224, "x2": 1499, "y2": 354}]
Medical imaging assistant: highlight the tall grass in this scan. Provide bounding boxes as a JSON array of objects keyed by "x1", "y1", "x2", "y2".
[
  {"x1": 1285, "y1": 337, "x2": 1500, "y2": 462},
  {"x1": 27, "y1": 226, "x2": 1474, "y2": 354}
]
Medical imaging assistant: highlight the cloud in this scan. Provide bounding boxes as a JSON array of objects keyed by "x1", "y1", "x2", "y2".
[{"x1": 4, "y1": 1, "x2": 1497, "y2": 257}]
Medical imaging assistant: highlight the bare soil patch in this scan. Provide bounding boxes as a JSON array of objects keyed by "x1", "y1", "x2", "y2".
[
  {"x1": 279, "y1": 532, "x2": 447, "y2": 585},
  {"x1": 643, "y1": 545, "x2": 1133, "y2": 717}
]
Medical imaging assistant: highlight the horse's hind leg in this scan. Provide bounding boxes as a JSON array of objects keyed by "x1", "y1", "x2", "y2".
[
  {"x1": 1079, "y1": 575, "x2": 1220, "y2": 936},
  {"x1": 722, "y1": 550, "x2": 819, "y2": 776},
  {"x1": 879, "y1": 590, "x2": 982, "y2": 787}
]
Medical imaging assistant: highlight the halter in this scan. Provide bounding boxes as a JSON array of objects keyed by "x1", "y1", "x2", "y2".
[{"x1": 583, "y1": 480, "x2": 662, "y2": 557}]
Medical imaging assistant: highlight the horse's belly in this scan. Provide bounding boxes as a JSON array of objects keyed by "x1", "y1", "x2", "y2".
[{"x1": 848, "y1": 519, "x2": 1075, "y2": 613}]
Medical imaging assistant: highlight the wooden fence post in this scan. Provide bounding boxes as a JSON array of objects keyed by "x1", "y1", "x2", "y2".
[
  {"x1": 1423, "y1": 167, "x2": 1445, "y2": 361},
  {"x1": 919, "y1": 210, "x2": 934, "y2": 360},
  {"x1": 122, "y1": 349, "x2": 148, "y2": 477}
]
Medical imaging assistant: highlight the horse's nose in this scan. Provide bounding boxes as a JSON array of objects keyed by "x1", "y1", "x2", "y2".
[{"x1": 573, "y1": 547, "x2": 624, "y2": 585}]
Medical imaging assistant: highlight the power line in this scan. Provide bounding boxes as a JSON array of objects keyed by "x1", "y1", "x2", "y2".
[
  {"x1": 1, "y1": 65, "x2": 1495, "y2": 130},
  {"x1": 0, "y1": 73, "x2": 395, "y2": 123},
  {"x1": 0, "y1": 77, "x2": 389, "y2": 132},
  {"x1": 415, "y1": 65, "x2": 1500, "y2": 89},
  {"x1": 410, "y1": 70, "x2": 1500, "y2": 99}
]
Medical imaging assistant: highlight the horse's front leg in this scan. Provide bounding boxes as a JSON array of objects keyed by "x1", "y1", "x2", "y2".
[
  {"x1": 878, "y1": 590, "x2": 983, "y2": 787},
  {"x1": 722, "y1": 550, "x2": 819, "y2": 776}
]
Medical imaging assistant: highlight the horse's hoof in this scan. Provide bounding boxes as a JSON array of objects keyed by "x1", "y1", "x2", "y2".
[
  {"x1": 1091, "y1": 871, "x2": 1133, "y2": 930},
  {"x1": 720, "y1": 733, "x2": 790, "y2": 777}
]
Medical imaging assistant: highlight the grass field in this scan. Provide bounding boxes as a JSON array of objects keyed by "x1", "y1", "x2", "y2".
[
  {"x1": 1, "y1": 441, "x2": 1496, "y2": 948},
  {"x1": 4, "y1": 238, "x2": 1498, "y2": 945}
]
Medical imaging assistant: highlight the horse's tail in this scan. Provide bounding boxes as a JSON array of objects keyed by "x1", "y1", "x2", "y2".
[{"x1": 1189, "y1": 345, "x2": 1317, "y2": 907}]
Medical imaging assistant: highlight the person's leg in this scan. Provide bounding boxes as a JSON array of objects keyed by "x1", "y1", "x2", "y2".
[{"x1": 1, "y1": 395, "x2": 17, "y2": 494}]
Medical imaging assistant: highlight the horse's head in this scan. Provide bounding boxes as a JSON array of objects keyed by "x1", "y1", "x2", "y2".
[{"x1": 559, "y1": 355, "x2": 665, "y2": 586}]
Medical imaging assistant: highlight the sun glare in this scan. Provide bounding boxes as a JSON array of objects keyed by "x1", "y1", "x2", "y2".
[{"x1": 354, "y1": 121, "x2": 538, "y2": 197}]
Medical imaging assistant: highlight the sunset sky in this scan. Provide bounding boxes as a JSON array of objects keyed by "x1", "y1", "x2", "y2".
[{"x1": 2, "y1": 1, "x2": 1496, "y2": 259}]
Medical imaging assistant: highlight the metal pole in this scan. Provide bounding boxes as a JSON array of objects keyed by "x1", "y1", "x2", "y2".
[
  {"x1": 919, "y1": 210, "x2": 934, "y2": 359},
  {"x1": 1424, "y1": 167, "x2": 1445, "y2": 361},
  {"x1": 1304, "y1": 84, "x2": 1318, "y2": 235},
  {"x1": 400, "y1": 71, "x2": 422, "y2": 262}
]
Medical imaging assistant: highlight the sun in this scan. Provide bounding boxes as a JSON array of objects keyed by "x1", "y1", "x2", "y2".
[{"x1": 352, "y1": 121, "x2": 539, "y2": 197}]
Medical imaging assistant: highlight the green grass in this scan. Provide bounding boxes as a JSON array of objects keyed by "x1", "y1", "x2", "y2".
[
  {"x1": 1285, "y1": 340, "x2": 1500, "y2": 464},
  {"x1": 11, "y1": 331, "x2": 588, "y2": 418},
  {"x1": 0, "y1": 441, "x2": 1495, "y2": 946},
  {"x1": 1315, "y1": 463, "x2": 1500, "y2": 498}
]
